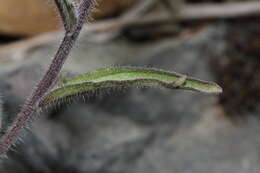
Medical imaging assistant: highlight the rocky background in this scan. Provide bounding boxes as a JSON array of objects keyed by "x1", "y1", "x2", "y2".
[{"x1": 0, "y1": 0, "x2": 259, "y2": 172}]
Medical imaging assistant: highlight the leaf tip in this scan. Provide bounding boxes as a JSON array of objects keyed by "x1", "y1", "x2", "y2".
[{"x1": 207, "y1": 82, "x2": 223, "y2": 94}]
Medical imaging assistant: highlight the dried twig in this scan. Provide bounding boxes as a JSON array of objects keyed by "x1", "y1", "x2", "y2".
[
  {"x1": 1, "y1": 1, "x2": 260, "y2": 62},
  {"x1": 120, "y1": 0, "x2": 157, "y2": 20},
  {"x1": 181, "y1": 1, "x2": 260, "y2": 20},
  {"x1": 160, "y1": 0, "x2": 178, "y2": 16}
]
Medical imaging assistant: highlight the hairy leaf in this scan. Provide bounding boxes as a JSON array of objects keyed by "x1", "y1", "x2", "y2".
[{"x1": 39, "y1": 67, "x2": 222, "y2": 107}]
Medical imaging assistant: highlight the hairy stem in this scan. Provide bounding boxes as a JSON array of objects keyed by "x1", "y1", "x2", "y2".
[
  {"x1": 54, "y1": 0, "x2": 80, "y2": 33},
  {"x1": 0, "y1": 0, "x2": 96, "y2": 156}
]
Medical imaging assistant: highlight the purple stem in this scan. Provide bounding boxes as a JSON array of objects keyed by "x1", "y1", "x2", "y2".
[
  {"x1": 0, "y1": 0, "x2": 95, "y2": 156},
  {"x1": 54, "y1": 0, "x2": 71, "y2": 31}
]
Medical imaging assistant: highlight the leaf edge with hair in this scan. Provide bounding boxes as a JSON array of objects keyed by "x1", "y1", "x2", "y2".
[{"x1": 39, "y1": 66, "x2": 222, "y2": 107}]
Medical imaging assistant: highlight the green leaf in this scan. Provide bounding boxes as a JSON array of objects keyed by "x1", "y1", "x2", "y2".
[{"x1": 39, "y1": 67, "x2": 222, "y2": 107}]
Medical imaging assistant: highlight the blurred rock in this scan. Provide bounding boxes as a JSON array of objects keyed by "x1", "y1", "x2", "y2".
[
  {"x1": 211, "y1": 19, "x2": 260, "y2": 118},
  {"x1": 0, "y1": 0, "x2": 139, "y2": 36},
  {"x1": 0, "y1": 23, "x2": 259, "y2": 173}
]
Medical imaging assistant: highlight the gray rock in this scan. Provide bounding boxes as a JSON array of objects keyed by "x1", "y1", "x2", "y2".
[{"x1": 0, "y1": 23, "x2": 259, "y2": 173}]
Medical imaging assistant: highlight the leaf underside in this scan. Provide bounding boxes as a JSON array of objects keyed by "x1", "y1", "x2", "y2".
[{"x1": 39, "y1": 67, "x2": 222, "y2": 107}]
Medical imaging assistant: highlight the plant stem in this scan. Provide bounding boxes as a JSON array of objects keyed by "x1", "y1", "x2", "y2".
[{"x1": 0, "y1": 0, "x2": 95, "y2": 156}]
